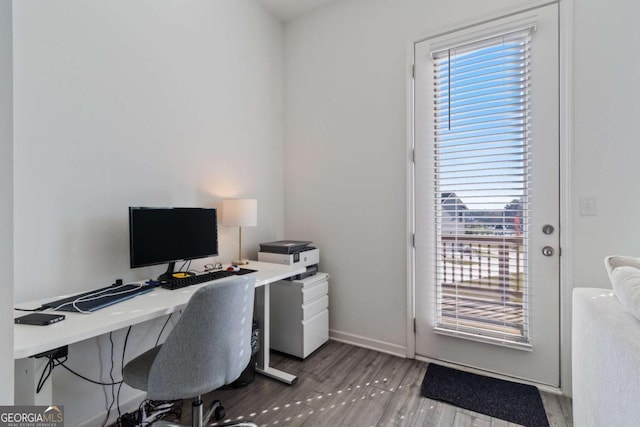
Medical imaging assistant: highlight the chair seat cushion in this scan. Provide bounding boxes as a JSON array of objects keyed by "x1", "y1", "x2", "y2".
[{"x1": 122, "y1": 345, "x2": 162, "y2": 392}]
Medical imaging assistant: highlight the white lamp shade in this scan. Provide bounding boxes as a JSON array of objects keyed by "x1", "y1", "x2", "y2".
[{"x1": 222, "y1": 199, "x2": 258, "y2": 227}]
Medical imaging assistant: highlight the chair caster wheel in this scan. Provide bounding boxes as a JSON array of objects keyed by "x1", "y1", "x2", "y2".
[
  {"x1": 210, "y1": 400, "x2": 226, "y2": 420},
  {"x1": 215, "y1": 405, "x2": 226, "y2": 420}
]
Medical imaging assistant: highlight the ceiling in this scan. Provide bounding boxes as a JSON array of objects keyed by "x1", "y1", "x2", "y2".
[{"x1": 257, "y1": 0, "x2": 341, "y2": 21}]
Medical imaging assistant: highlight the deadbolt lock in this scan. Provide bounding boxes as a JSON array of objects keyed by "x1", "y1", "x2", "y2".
[{"x1": 543, "y1": 224, "x2": 554, "y2": 235}]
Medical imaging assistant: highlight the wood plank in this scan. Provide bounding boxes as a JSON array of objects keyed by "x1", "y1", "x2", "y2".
[
  {"x1": 454, "y1": 409, "x2": 492, "y2": 427},
  {"x1": 540, "y1": 391, "x2": 570, "y2": 427},
  {"x1": 457, "y1": 407, "x2": 491, "y2": 422},
  {"x1": 376, "y1": 359, "x2": 428, "y2": 426},
  {"x1": 337, "y1": 385, "x2": 394, "y2": 426},
  {"x1": 300, "y1": 340, "x2": 352, "y2": 379},
  {"x1": 311, "y1": 345, "x2": 375, "y2": 393},
  {"x1": 292, "y1": 383, "x2": 364, "y2": 426},
  {"x1": 370, "y1": 353, "x2": 414, "y2": 393},
  {"x1": 557, "y1": 394, "x2": 573, "y2": 422},
  {"x1": 490, "y1": 418, "x2": 523, "y2": 427},
  {"x1": 414, "y1": 400, "x2": 458, "y2": 427},
  {"x1": 335, "y1": 346, "x2": 390, "y2": 390},
  {"x1": 157, "y1": 341, "x2": 573, "y2": 427}
]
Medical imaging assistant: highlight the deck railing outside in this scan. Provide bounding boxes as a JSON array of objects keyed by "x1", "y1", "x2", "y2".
[{"x1": 438, "y1": 234, "x2": 526, "y2": 339}]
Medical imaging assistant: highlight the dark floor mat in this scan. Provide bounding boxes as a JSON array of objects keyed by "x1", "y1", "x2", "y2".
[{"x1": 421, "y1": 363, "x2": 549, "y2": 427}]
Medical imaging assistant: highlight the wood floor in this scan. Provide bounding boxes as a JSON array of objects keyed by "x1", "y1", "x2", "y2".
[{"x1": 181, "y1": 341, "x2": 572, "y2": 427}]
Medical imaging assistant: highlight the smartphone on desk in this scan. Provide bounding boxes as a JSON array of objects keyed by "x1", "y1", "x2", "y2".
[{"x1": 15, "y1": 313, "x2": 66, "y2": 326}]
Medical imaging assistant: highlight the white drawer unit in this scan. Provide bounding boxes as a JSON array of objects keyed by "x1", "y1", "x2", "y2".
[{"x1": 269, "y1": 272, "x2": 329, "y2": 358}]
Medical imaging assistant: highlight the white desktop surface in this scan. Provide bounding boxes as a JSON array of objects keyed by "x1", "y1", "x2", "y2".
[
  {"x1": 13, "y1": 261, "x2": 305, "y2": 405},
  {"x1": 14, "y1": 262, "x2": 301, "y2": 358}
]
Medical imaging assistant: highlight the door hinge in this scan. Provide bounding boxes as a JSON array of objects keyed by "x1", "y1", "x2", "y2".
[
  {"x1": 413, "y1": 318, "x2": 416, "y2": 333},
  {"x1": 411, "y1": 64, "x2": 415, "y2": 78},
  {"x1": 412, "y1": 233, "x2": 416, "y2": 248},
  {"x1": 412, "y1": 148, "x2": 415, "y2": 163}
]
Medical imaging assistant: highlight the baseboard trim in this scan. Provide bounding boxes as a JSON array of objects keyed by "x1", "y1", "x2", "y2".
[
  {"x1": 329, "y1": 329, "x2": 407, "y2": 358},
  {"x1": 75, "y1": 390, "x2": 146, "y2": 427}
]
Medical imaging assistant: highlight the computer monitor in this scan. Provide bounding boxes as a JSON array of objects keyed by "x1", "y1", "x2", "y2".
[{"x1": 129, "y1": 207, "x2": 218, "y2": 280}]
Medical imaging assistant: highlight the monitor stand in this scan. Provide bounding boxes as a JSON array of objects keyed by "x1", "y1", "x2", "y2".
[{"x1": 157, "y1": 262, "x2": 176, "y2": 282}]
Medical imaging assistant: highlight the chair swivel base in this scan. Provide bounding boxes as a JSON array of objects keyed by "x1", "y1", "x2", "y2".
[{"x1": 150, "y1": 397, "x2": 255, "y2": 427}]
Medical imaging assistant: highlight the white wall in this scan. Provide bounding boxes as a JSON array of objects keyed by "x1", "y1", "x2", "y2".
[
  {"x1": 283, "y1": 0, "x2": 532, "y2": 355},
  {"x1": 572, "y1": 0, "x2": 640, "y2": 288},
  {"x1": 12, "y1": 1, "x2": 283, "y2": 424},
  {"x1": 0, "y1": 0, "x2": 14, "y2": 405}
]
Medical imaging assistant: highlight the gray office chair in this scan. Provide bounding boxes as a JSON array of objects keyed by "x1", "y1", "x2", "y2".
[{"x1": 123, "y1": 276, "x2": 258, "y2": 427}]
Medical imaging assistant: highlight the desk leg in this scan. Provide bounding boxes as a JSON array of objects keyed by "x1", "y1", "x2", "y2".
[
  {"x1": 15, "y1": 358, "x2": 53, "y2": 405},
  {"x1": 255, "y1": 283, "x2": 298, "y2": 385}
]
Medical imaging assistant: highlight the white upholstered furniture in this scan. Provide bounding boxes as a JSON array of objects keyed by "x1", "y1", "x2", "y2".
[{"x1": 572, "y1": 287, "x2": 640, "y2": 426}]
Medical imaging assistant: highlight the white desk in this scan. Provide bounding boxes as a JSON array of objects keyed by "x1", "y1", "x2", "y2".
[{"x1": 14, "y1": 261, "x2": 305, "y2": 405}]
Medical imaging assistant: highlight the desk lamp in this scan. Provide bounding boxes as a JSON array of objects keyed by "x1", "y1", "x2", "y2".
[{"x1": 222, "y1": 198, "x2": 257, "y2": 265}]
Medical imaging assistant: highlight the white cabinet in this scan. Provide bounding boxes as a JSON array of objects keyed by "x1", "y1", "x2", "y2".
[{"x1": 269, "y1": 272, "x2": 329, "y2": 358}]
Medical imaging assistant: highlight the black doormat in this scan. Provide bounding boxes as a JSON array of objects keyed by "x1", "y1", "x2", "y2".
[{"x1": 421, "y1": 364, "x2": 549, "y2": 427}]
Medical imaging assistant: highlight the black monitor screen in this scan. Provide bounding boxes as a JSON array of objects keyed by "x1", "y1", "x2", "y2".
[{"x1": 129, "y1": 207, "x2": 218, "y2": 268}]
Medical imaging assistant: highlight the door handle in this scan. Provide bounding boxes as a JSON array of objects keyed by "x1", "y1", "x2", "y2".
[{"x1": 542, "y1": 246, "x2": 554, "y2": 257}]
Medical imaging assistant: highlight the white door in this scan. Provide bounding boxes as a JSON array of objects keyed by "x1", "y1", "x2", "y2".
[{"x1": 414, "y1": 3, "x2": 560, "y2": 386}]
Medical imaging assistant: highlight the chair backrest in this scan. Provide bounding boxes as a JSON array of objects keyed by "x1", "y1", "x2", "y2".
[{"x1": 146, "y1": 275, "x2": 256, "y2": 400}]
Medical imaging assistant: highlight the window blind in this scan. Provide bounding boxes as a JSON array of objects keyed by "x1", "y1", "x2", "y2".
[{"x1": 431, "y1": 27, "x2": 533, "y2": 347}]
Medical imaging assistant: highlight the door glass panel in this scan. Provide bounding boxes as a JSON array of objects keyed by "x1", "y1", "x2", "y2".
[{"x1": 432, "y1": 28, "x2": 532, "y2": 346}]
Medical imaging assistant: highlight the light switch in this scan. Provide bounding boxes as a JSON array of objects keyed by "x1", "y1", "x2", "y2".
[{"x1": 579, "y1": 196, "x2": 597, "y2": 216}]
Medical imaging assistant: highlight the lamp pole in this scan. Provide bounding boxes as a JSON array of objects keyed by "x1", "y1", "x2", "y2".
[{"x1": 238, "y1": 226, "x2": 243, "y2": 264}]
